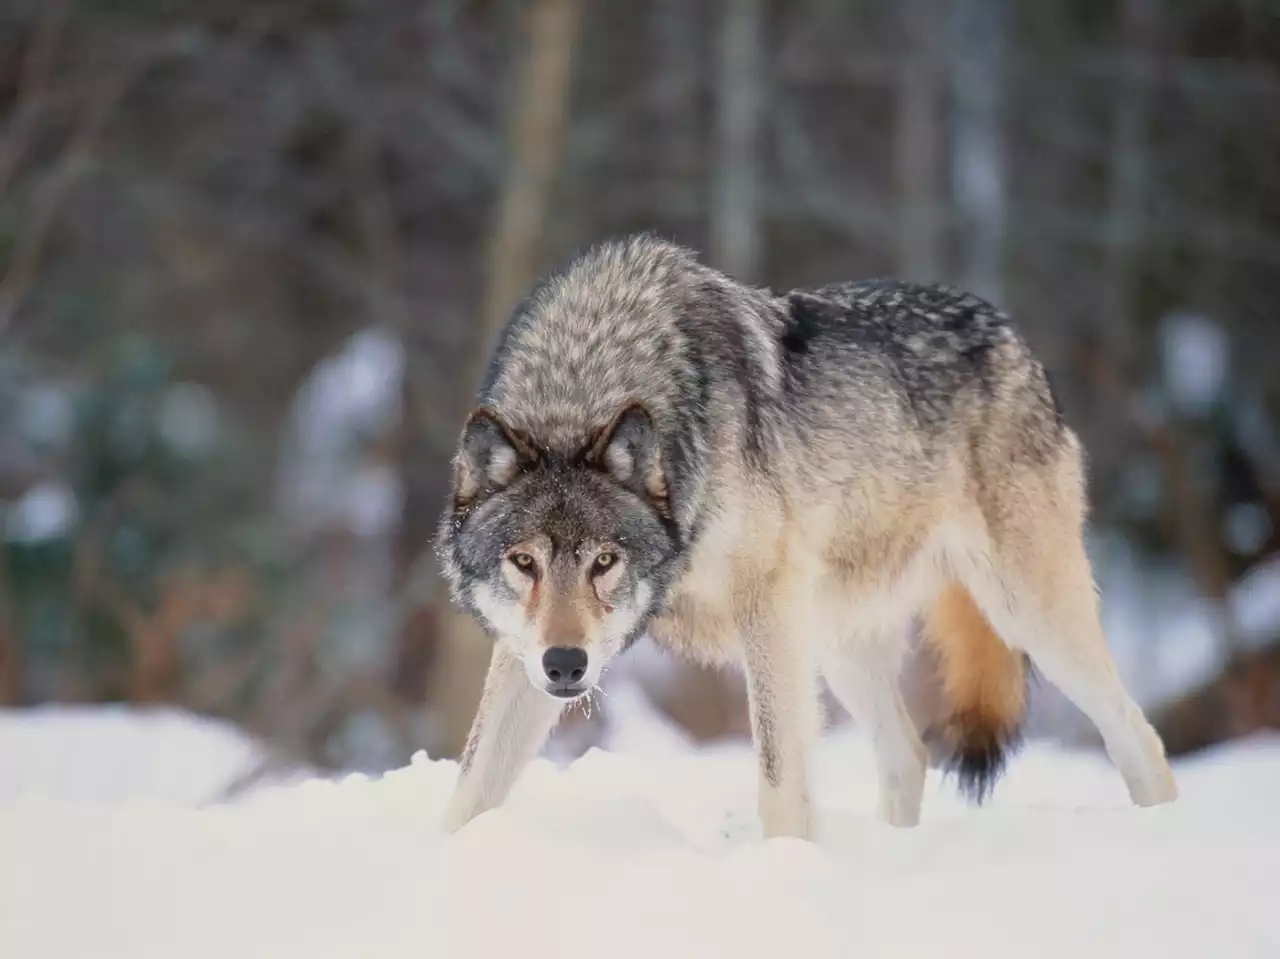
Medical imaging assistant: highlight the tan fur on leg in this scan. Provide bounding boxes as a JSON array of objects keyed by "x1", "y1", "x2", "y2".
[{"x1": 442, "y1": 644, "x2": 565, "y2": 833}]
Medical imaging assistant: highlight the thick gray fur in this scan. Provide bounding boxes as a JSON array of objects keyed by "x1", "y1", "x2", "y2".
[{"x1": 436, "y1": 233, "x2": 1177, "y2": 839}]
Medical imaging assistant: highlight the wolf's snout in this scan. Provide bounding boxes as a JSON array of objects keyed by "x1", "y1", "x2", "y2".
[{"x1": 542, "y1": 646, "x2": 588, "y2": 694}]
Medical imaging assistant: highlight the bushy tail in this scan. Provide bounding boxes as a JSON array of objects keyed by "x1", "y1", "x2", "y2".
[{"x1": 920, "y1": 580, "x2": 1029, "y2": 803}]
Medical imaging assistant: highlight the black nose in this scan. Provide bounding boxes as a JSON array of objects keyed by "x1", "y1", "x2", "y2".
[{"x1": 542, "y1": 646, "x2": 588, "y2": 685}]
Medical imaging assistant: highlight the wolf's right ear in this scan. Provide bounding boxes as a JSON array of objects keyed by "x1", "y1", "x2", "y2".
[{"x1": 451, "y1": 407, "x2": 538, "y2": 511}]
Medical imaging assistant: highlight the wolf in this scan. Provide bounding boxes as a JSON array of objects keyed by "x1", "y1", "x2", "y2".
[{"x1": 435, "y1": 233, "x2": 1177, "y2": 839}]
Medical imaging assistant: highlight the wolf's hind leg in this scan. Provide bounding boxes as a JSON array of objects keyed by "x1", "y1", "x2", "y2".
[
  {"x1": 441, "y1": 644, "x2": 564, "y2": 833},
  {"x1": 820, "y1": 633, "x2": 928, "y2": 827},
  {"x1": 959, "y1": 481, "x2": 1177, "y2": 807}
]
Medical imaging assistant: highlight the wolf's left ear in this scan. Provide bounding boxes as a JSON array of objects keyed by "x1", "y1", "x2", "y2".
[{"x1": 589, "y1": 403, "x2": 669, "y2": 511}]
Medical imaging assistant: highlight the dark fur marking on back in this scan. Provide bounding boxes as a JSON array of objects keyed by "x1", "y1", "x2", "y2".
[{"x1": 781, "y1": 295, "x2": 823, "y2": 355}]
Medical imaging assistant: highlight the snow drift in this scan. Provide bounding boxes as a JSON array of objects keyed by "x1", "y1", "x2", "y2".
[{"x1": 1, "y1": 705, "x2": 1278, "y2": 958}]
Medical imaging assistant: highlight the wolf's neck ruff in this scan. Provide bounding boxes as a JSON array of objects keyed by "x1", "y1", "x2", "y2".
[{"x1": 437, "y1": 233, "x2": 1178, "y2": 841}]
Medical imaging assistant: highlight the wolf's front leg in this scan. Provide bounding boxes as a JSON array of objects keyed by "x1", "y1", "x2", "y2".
[
  {"x1": 741, "y1": 621, "x2": 819, "y2": 841},
  {"x1": 441, "y1": 643, "x2": 564, "y2": 833}
]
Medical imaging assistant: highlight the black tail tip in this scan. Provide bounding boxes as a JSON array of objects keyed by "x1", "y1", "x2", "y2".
[
  {"x1": 929, "y1": 713, "x2": 1026, "y2": 805},
  {"x1": 949, "y1": 736, "x2": 1017, "y2": 804}
]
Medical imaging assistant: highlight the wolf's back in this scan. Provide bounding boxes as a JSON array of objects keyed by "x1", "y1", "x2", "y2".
[{"x1": 779, "y1": 278, "x2": 1063, "y2": 455}]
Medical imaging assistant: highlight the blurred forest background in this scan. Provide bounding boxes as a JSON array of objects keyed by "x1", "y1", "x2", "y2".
[{"x1": 1, "y1": 0, "x2": 1278, "y2": 781}]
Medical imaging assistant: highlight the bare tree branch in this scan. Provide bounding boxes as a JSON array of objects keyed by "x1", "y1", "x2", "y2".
[
  {"x1": 0, "y1": 0, "x2": 70, "y2": 202},
  {"x1": 0, "y1": 47, "x2": 155, "y2": 336}
]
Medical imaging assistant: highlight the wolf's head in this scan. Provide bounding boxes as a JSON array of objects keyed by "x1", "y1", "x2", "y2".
[{"x1": 437, "y1": 402, "x2": 679, "y2": 700}]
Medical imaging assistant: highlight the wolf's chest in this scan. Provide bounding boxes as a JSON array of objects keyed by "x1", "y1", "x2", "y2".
[
  {"x1": 645, "y1": 514, "x2": 753, "y2": 666},
  {"x1": 647, "y1": 578, "x2": 741, "y2": 665}
]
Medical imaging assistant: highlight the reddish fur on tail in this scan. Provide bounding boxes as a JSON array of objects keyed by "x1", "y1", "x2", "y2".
[{"x1": 920, "y1": 580, "x2": 1029, "y2": 802}]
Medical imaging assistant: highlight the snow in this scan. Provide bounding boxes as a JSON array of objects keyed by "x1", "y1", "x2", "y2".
[
  {"x1": 3, "y1": 479, "x2": 78, "y2": 543},
  {"x1": 2, "y1": 705, "x2": 1279, "y2": 958},
  {"x1": 277, "y1": 327, "x2": 405, "y2": 539},
  {"x1": 1161, "y1": 312, "x2": 1229, "y2": 418},
  {"x1": 0, "y1": 705, "x2": 268, "y2": 806}
]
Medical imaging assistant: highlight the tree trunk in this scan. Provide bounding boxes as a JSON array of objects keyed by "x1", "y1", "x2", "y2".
[
  {"x1": 895, "y1": 0, "x2": 945, "y2": 281},
  {"x1": 949, "y1": 0, "x2": 1006, "y2": 305},
  {"x1": 653, "y1": 0, "x2": 700, "y2": 185},
  {"x1": 1105, "y1": 0, "x2": 1156, "y2": 362},
  {"x1": 477, "y1": 0, "x2": 585, "y2": 348},
  {"x1": 710, "y1": 0, "x2": 764, "y2": 281}
]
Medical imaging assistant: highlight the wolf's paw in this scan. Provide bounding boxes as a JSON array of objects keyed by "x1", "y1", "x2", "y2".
[
  {"x1": 759, "y1": 786, "x2": 814, "y2": 842},
  {"x1": 1131, "y1": 764, "x2": 1179, "y2": 807}
]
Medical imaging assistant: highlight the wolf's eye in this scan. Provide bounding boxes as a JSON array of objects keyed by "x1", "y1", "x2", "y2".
[
  {"x1": 592, "y1": 551, "x2": 618, "y2": 574},
  {"x1": 509, "y1": 552, "x2": 536, "y2": 574}
]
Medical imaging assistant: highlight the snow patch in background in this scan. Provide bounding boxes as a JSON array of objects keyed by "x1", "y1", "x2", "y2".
[
  {"x1": 1161, "y1": 311, "x2": 1229, "y2": 417},
  {"x1": 4, "y1": 479, "x2": 78, "y2": 543},
  {"x1": 0, "y1": 705, "x2": 268, "y2": 806},
  {"x1": 277, "y1": 327, "x2": 405, "y2": 538}
]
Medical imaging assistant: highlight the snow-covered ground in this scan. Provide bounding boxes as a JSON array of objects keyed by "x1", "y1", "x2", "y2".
[{"x1": 2, "y1": 702, "x2": 1278, "y2": 959}]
